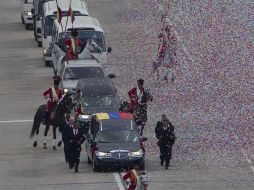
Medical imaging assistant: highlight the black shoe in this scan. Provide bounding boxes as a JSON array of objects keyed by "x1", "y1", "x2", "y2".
[
  {"x1": 165, "y1": 166, "x2": 169, "y2": 170},
  {"x1": 33, "y1": 141, "x2": 37, "y2": 148},
  {"x1": 75, "y1": 168, "x2": 79, "y2": 173},
  {"x1": 69, "y1": 163, "x2": 73, "y2": 169},
  {"x1": 57, "y1": 141, "x2": 62, "y2": 147},
  {"x1": 160, "y1": 160, "x2": 164, "y2": 166}
]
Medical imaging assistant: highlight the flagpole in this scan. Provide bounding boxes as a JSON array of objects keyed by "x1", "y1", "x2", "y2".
[
  {"x1": 55, "y1": 0, "x2": 64, "y2": 33},
  {"x1": 64, "y1": 0, "x2": 73, "y2": 32},
  {"x1": 157, "y1": 0, "x2": 170, "y2": 57},
  {"x1": 154, "y1": 0, "x2": 171, "y2": 81}
]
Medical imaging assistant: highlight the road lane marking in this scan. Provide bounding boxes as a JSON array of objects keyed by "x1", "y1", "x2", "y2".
[
  {"x1": 113, "y1": 173, "x2": 125, "y2": 190},
  {"x1": 0, "y1": 120, "x2": 33, "y2": 124}
]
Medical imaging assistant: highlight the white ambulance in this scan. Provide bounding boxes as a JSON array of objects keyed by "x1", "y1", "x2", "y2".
[{"x1": 42, "y1": 0, "x2": 89, "y2": 66}]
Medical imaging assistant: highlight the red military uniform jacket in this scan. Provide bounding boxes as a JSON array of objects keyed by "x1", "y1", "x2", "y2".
[
  {"x1": 64, "y1": 37, "x2": 81, "y2": 60},
  {"x1": 74, "y1": 105, "x2": 82, "y2": 115},
  {"x1": 128, "y1": 87, "x2": 144, "y2": 110},
  {"x1": 43, "y1": 87, "x2": 63, "y2": 112},
  {"x1": 123, "y1": 169, "x2": 141, "y2": 190}
]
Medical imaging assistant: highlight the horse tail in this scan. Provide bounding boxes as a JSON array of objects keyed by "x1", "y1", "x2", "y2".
[
  {"x1": 30, "y1": 119, "x2": 37, "y2": 138},
  {"x1": 30, "y1": 105, "x2": 46, "y2": 138}
]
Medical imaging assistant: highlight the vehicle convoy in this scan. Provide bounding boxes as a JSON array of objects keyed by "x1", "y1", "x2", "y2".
[
  {"x1": 20, "y1": 0, "x2": 34, "y2": 30},
  {"x1": 85, "y1": 112, "x2": 147, "y2": 171},
  {"x1": 42, "y1": 0, "x2": 89, "y2": 66},
  {"x1": 51, "y1": 15, "x2": 110, "y2": 67},
  {"x1": 58, "y1": 59, "x2": 107, "y2": 90}
]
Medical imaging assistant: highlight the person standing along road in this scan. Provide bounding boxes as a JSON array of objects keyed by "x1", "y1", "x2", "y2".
[{"x1": 155, "y1": 114, "x2": 176, "y2": 170}]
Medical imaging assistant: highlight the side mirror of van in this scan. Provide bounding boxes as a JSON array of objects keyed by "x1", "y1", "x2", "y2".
[
  {"x1": 37, "y1": 28, "x2": 41, "y2": 34},
  {"x1": 107, "y1": 74, "x2": 115, "y2": 79},
  {"x1": 36, "y1": 17, "x2": 40, "y2": 21},
  {"x1": 107, "y1": 47, "x2": 112, "y2": 53},
  {"x1": 31, "y1": 8, "x2": 34, "y2": 15}
]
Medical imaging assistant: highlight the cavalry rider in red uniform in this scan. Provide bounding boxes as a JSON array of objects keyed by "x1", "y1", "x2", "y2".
[
  {"x1": 42, "y1": 76, "x2": 63, "y2": 123},
  {"x1": 64, "y1": 29, "x2": 81, "y2": 60},
  {"x1": 128, "y1": 78, "x2": 145, "y2": 113}
]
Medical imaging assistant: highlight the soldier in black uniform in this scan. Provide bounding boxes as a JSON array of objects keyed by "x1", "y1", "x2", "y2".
[
  {"x1": 155, "y1": 114, "x2": 176, "y2": 170},
  {"x1": 68, "y1": 119, "x2": 86, "y2": 173}
]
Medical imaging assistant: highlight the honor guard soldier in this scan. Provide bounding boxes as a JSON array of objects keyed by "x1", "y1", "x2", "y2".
[
  {"x1": 67, "y1": 119, "x2": 85, "y2": 173},
  {"x1": 155, "y1": 114, "x2": 176, "y2": 170}
]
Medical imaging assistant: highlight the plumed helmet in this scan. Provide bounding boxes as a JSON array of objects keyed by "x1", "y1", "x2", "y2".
[{"x1": 137, "y1": 78, "x2": 144, "y2": 85}]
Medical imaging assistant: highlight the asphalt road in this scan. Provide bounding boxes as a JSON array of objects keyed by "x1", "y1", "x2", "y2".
[{"x1": 0, "y1": 0, "x2": 253, "y2": 190}]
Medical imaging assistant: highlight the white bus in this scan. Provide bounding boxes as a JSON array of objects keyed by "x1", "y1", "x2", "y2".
[{"x1": 42, "y1": 0, "x2": 89, "y2": 66}]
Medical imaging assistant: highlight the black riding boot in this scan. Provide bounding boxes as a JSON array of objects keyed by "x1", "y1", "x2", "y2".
[{"x1": 42, "y1": 111, "x2": 49, "y2": 125}]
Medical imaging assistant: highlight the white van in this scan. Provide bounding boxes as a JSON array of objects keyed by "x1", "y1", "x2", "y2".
[
  {"x1": 51, "y1": 16, "x2": 110, "y2": 70},
  {"x1": 20, "y1": 0, "x2": 34, "y2": 30},
  {"x1": 42, "y1": 0, "x2": 89, "y2": 66},
  {"x1": 32, "y1": 0, "x2": 54, "y2": 46}
]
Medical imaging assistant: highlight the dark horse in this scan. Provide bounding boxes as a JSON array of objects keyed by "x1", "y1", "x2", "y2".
[
  {"x1": 30, "y1": 91, "x2": 74, "y2": 150},
  {"x1": 119, "y1": 89, "x2": 153, "y2": 135}
]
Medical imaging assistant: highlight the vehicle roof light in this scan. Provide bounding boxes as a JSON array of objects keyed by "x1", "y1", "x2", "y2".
[
  {"x1": 119, "y1": 112, "x2": 133, "y2": 120},
  {"x1": 95, "y1": 113, "x2": 109, "y2": 120},
  {"x1": 95, "y1": 112, "x2": 134, "y2": 120},
  {"x1": 108, "y1": 112, "x2": 120, "y2": 119}
]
